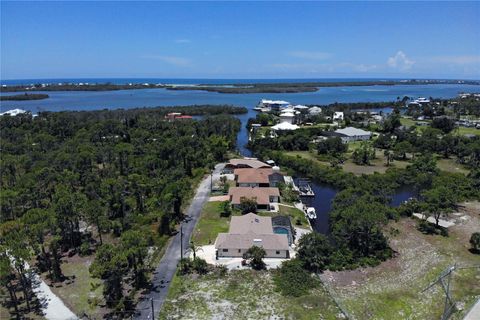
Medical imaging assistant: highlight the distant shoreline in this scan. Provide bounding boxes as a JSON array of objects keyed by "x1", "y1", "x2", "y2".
[
  {"x1": 0, "y1": 93, "x2": 49, "y2": 101},
  {"x1": 1, "y1": 79, "x2": 479, "y2": 94}
]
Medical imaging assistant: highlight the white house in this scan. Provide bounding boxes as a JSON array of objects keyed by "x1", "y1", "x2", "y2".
[
  {"x1": 334, "y1": 127, "x2": 371, "y2": 142},
  {"x1": 333, "y1": 112, "x2": 344, "y2": 121},
  {"x1": 271, "y1": 122, "x2": 299, "y2": 131}
]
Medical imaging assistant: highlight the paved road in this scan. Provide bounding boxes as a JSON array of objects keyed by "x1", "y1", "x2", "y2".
[
  {"x1": 134, "y1": 163, "x2": 224, "y2": 319},
  {"x1": 464, "y1": 297, "x2": 480, "y2": 320}
]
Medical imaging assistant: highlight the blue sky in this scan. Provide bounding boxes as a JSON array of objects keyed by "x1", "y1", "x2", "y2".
[{"x1": 1, "y1": 1, "x2": 479, "y2": 80}]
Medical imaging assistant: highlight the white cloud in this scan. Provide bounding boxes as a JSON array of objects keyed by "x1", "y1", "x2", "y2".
[
  {"x1": 141, "y1": 55, "x2": 191, "y2": 67},
  {"x1": 174, "y1": 39, "x2": 191, "y2": 44},
  {"x1": 430, "y1": 55, "x2": 480, "y2": 65},
  {"x1": 387, "y1": 51, "x2": 415, "y2": 70},
  {"x1": 288, "y1": 51, "x2": 331, "y2": 60}
]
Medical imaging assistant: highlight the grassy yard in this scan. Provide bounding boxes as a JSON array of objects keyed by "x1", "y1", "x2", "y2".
[
  {"x1": 457, "y1": 126, "x2": 480, "y2": 136},
  {"x1": 436, "y1": 157, "x2": 470, "y2": 175},
  {"x1": 159, "y1": 270, "x2": 343, "y2": 320},
  {"x1": 284, "y1": 150, "x2": 409, "y2": 176},
  {"x1": 320, "y1": 202, "x2": 480, "y2": 320},
  {"x1": 45, "y1": 255, "x2": 104, "y2": 318},
  {"x1": 192, "y1": 201, "x2": 239, "y2": 245}
]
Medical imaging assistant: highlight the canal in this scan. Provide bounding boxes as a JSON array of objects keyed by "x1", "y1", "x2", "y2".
[{"x1": 300, "y1": 182, "x2": 417, "y2": 235}]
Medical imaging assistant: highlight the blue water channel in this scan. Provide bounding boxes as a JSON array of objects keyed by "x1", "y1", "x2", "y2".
[{"x1": 0, "y1": 80, "x2": 468, "y2": 227}]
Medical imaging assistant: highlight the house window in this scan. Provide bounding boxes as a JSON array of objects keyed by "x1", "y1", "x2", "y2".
[
  {"x1": 238, "y1": 249, "x2": 241, "y2": 253},
  {"x1": 276, "y1": 251, "x2": 280, "y2": 254},
  {"x1": 222, "y1": 249, "x2": 228, "y2": 252}
]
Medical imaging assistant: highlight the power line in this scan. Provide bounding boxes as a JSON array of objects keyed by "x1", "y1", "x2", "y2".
[{"x1": 422, "y1": 263, "x2": 480, "y2": 320}]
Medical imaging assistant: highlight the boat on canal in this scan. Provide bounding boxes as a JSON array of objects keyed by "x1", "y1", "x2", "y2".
[{"x1": 306, "y1": 207, "x2": 317, "y2": 220}]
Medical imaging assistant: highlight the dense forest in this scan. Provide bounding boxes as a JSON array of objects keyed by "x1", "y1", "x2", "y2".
[{"x1": 0, "y1": 106, "x2": 242, "y2": 317}]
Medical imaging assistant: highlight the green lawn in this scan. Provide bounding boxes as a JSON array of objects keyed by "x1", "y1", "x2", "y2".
[
  {"x1": 284, "y1": 150, "x2": 409, "y2": 176},
  {"x1": 192, "y1": 201, "x2": 239, "y2": 245},
  {"x1": 436, "y1": 157, "x2": 470, "y2": 175},
  {"x1": 46, "y1": 255, "x2": 104, "y2": 318},
  {"x1": 159, "y1": 270, "x2": 342, "y2": 320},
  {"x1": 457, "y1": 126, "x2": 480, "y2": 136}
]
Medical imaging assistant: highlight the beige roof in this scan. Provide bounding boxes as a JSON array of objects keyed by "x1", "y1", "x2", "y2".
[
  {"x1": 229, "y1": 212, "x2": 273, "y2": 234},
  {"x1": 229, "y1": 187, "x2": 280, "y2": 205},
  {"x1": 234, "y1": 168, "x2": 273, "y2": 184},
  {"x1": 215, "y1": 232, "x2": 289, "y2": 251},
  {"x1": 227, "y1": 158, "x2": 271, "y2": 169}
]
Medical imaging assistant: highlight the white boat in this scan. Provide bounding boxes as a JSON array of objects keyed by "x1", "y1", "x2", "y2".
[{"x1": 306, "y1": 207, "x2": 317, "y2": 220}]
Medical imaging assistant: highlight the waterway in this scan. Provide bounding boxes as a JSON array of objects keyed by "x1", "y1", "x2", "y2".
[
  {"x1": 0, "y1": 80, "x2": 471, "y2": 221},
  {"x1": 1, "y1": 82, "x2": 479, "y2": 156},
  {"x1": 302, "y1": 183, "x2": 417, "y2": 234}
]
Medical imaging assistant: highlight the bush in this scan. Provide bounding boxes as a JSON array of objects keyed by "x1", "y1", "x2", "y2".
[
  {"x1": 297, "y1": 233, "x2": 332, "y2": 273},
  {"x1": 244, "y1": 246, "x2": 266, "y2": 270},
  {"x1": 273, "y1": 259, "x2": 318, "y2": 297},
  {"x1": 192, "y1": 258, "x2": 209, "y2": 274},
  {"x1": 470, "y1": 232, "x2": 480, "y2": 253},
  {"x1": 179, "y1": 257, "x2": 209, "y2": 275},
  {"x1": 79, "y1": 242, "x2": 91, "y2": 256}
]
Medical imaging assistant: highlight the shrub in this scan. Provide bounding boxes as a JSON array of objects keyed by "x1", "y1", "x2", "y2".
[
  {"x1": 470, "y1": 232, "x2": 480, "y2": 253},
  {"x1": 273, "y1": 259, "x2": 318, "y2": 297},
  {"x1": 192, "y1": 258, "x2": 209, "y2": 274},
  {"x1": 244, "y1": 246, "x2": 266, "y2": 270}
]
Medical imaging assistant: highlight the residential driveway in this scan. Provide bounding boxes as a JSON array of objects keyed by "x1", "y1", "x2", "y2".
[
  {"x1": 134, "y1": 163, "x2": 225, "y2": 319},
  {"x1": 209, "y1": 195, "x2": 229, "y2": 202}
]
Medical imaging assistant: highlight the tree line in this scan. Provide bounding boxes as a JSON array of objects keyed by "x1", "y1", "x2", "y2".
[{"x1": 0, "y1": 106, "x2": 241, "y2": 317}]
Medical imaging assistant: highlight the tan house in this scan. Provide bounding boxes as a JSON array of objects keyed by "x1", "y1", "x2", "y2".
[
  {"x1": 234, "y1": 168, "x2": 285, "y2": 187},
  {"x1": 229, "y1": 187, "x2": 280, "y2": 210},
  {"x1": 224, "y1": 158, "x2": 271, "y2": 173},
  {"x1": 215, "y1": 213, "x2": 290, "y2": 258}
]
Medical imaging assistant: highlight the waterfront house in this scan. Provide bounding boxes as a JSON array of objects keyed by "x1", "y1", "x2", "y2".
[
  {"x1": 214, "y1": 213, "x2": 290, "y2": 258},
  {"x1": 234, "y1": 168, "x2": 284, "y2": 187},
  {"x1": 228, "y1": 187, "x2": 280, "y2": 210},
  {"x1": 165, "y1": 112, "x2": 193, "y2": 121},
  {"x1": 224, "y1": 158, "x2": 271, "y2": 173}
]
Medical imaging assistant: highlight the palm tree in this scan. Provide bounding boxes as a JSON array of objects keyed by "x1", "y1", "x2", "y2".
[{"x1": 189, "y1": 241, "x2": 203, "y2": 260}]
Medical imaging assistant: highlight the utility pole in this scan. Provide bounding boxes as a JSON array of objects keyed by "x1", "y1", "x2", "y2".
[
  {"x1": 210, "y1": 170, "x2": 213, "y2": 192},
  {"x1": 422, "y1": 264, "x2": 456, "y2": 320},
  {"x1": 180, "y1": 224, "x2": 183, "y2": 259},
  {"x1": 150, "y1": 298, "x2": 155, "y2": 320}
]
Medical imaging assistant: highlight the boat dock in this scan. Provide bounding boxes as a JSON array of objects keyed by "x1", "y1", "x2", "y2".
[{"x1": 296, "y1": 178, "x2": 315, "y2": 197}]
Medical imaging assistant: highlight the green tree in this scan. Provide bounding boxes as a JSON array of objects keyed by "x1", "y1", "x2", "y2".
[
  {"x1": 273, "y1": 259, "x2": 318, "y2": 297},
  {"x1": 90, "y1": 244, "x2": 129, "y2": 308},
  {"x1": 121, "y1": 230, "x2": 149, "y2": 288},
  {"x1": 422, "y1": 186, "x2": 455, "y2": 229},
  {"x1": 393, "y1": 141, "x2": 412, "y2": 160},
  {"x1": 352, "y1": 141, "x2": 376, "y2": 165},
  {"x1": 220, "y1": 200, "x2": 232, "y2": 217},
  {"x1": 244, "y1": 246, "x2": 266, "y2": 270},
  {"x1": 470, "y1": 232, "x2": 480, "y2": 253},
  {"x1": 297, "y1": 233, "x2": 332, "y2": 272},
  {"x1": 239, "y1": 197, "x2": 257, "y2": 214}
]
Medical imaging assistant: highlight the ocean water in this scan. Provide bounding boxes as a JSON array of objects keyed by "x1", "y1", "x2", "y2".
[{"x1": 1, "y1": 81, "x2": 479, "y2": 156}]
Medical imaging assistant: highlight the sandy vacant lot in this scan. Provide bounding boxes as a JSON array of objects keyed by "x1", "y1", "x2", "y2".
[{"x1": 320, "y1": 201, "x2": 480, "y2": 320}]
